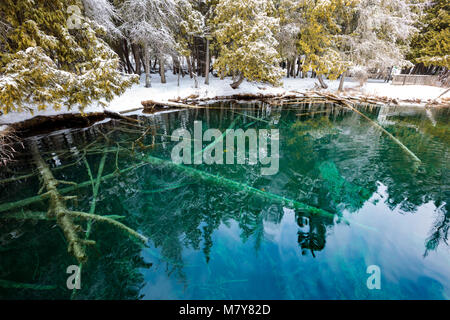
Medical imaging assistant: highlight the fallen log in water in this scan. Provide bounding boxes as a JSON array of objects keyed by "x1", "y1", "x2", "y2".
[
  {"x1": 1, "y1": 144, "x2": 148, "y2": 263},
  {"x1": 30, "y1": 140, "x2": 90, "y2": 262},
  {"x1": 0, "y1": 279, "x2": 56, "y2": 290},
  {"x1": 0, "y1": 162, "x2": 147, "y2": 213},
  {"x1": 137, "y1": 153, "x2": 333, "y2": 218},
  {"x1": 1, "y1": 210, "x2": 125, "y2": 222},
  {"x1": 310, "y1": 91, "x2": 422, "y2": 163},
  {"x1": 133, "y1": 154, "x2": 376, "y2": 232}
]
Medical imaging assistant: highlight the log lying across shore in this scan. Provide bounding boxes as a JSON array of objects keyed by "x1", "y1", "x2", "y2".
[
  {"x1": 142, "y1": 89, "x2": 450, "y2": 112},
  {"x1": 142, "y1": 93, "x2": 302, "y2": 109}
]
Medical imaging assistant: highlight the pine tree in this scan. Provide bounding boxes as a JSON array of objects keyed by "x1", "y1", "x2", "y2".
[
  {"x1": 213, "y1": 0, "x2": 283, "y2": 89},
  {"x1": 340, "y1": 0, "x2": 418, "y2": 83},
  {"x1": 274, "y1": 0, "x2": 302, "y2": 77},
  {"x1": 176, "y1": 0, "x2": 206, "y2": 81},
  {"x1": 0, "y1": 0, "x2": 138, "y2": 114},
  {"x1": 82, "y1": 0, "x2": 122, "y2": 39},
  {"x1": 119, "y1": 0, "x2": 181, "y2": 87},
  {"x1": 409, "y1": 0, "x2": 449, "y2": 68},
  {"x1": 297, "y1": 0, "x2": 351, "y2": 88}
]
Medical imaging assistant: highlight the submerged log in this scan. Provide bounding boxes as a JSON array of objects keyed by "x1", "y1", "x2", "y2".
[
  {"x1": 134, "y1": 154, "x2": 376, "y2": 231},
  {"x1": 137, "y1": 153, "x2": 334, "y2": 218},
  {"x1": 311, "y1": 91, "x2": 422, "y2": 163},
  {"x1": 30, "y1": 141, "x2": 89, "y2": 263},
  {"x1": 3, "y1": 143, "x2": 149, "y2": 263},
  {"x1": 0, "y1": 162, "x2": 148, "y2": 214},
  {"x1": 0, "y1": 279, "x2": 56, "y2": 290}
]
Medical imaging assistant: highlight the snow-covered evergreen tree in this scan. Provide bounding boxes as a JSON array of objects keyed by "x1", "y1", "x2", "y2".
[
  {"x1": 82, "y1": 0, "x2": 122, "y2": 39},
  {"x1": 176, "y1": 0, "x2": 206, "y2": 77},
  {"x1": 341, "y1": 0, "x2": 419, "y2": 82},
  {"x1": 409, "y1": 0, "x2": 449, "y2": 68},
  {"x1": 297, "y1": 0, "x2": 352, "y2": 88},
  {"x1": 274, "y1": 0, "x2": 303, "y2": 76},
  {"x1": 213, "y1": 0, "x2": 283, "y2": 89},
  {"x1": 119, "y1": 0, "x2": 181, "y2": 86},
  {"x1": 0, "y1": 0, "x2": 137, "y2": 114}
]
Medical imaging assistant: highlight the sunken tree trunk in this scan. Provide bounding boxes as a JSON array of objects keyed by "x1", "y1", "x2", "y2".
[
  {"x1": 21, "y1": 141, "x2": 148, "y2": 263},
  {"x1": 30, "y1": 141, "x2": 89, "y2": 262}
]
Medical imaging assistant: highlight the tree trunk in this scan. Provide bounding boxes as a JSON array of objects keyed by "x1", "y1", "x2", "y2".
[
  {"x1": 286, "y1": 60, "x2": 291, "y2": 78},
  {"x1": 193, "y1": 36, "x2": 206, "y2": 77},
  {"x1": 291, "y1": 58, "x2": 296, "y2": 78},
  {"x1": 131, "y1": 43, "x2": 141, "y2": 75},
  {"x1": 296, "y1": 57, "x2": 301, "y2": 77},
  {"x1": 122, "y1": 39, "x2": 135, "y2": 74},
  {"x1": 159, "y1": 56, "x2": 166, "y2": 83},
  {"x1": 173, "y1": 56, "x2": 184, "y2": 78},
  {"x1": 144, "y1": 44, "x2": 151, "y2": 88},
  {"x1": 113, "y1": 40, "x2": 133, "y2": 74},
  {"x1": 139, "y1": 50, "x2": 146, "y2": 73},
  {"x1": 193, "y1": 69, "x2": 199, "y2": 88},
  {"x1": 205, "y1": 38, "x2": 210, "y2": 85},
  {"x1": 317, "y1": 74, "x2": 328, "y2": 89},
  {"x1": 230, "y1": 73, "x2": 245, "y2": 89},
  {"x1": 187, "y1": 56, "x2": 193, "y2": 78},
  {"x1": 338, "y1": 72, "x2": 346, "y2": 92},
  {"x1": 191, "y1": 53, "x2": 197, "y2": 77}
]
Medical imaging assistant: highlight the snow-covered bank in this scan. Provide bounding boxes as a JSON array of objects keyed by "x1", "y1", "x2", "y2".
[
  {"x1": 0, "y1": 73, "x2": 448, "y2": 126},
  {"x1": 354, "y1": 81, "x2": 449, "y2": 101}
]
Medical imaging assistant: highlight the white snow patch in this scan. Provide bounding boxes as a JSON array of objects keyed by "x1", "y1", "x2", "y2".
[{"x1": 359, "y1": 81, "x2": 448, "y2": 101}]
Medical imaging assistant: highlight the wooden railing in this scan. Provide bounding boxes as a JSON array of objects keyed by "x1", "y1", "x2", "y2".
[{"x1": 392, "y1": 75, "x2": 441, "y2": 86}]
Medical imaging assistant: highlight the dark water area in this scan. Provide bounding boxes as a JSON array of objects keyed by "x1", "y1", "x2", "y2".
[{"x1": 0, "y1": 101, "x2": 449, "y2": 299}]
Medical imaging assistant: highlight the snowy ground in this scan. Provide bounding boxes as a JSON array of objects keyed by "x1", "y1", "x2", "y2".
[{"x1": 0, "y1": 73, "x2": 448, "y2": 126}]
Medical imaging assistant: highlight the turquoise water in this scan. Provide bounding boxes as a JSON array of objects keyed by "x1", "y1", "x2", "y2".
[{"x1": 0, "y1": 101, "x2": 449, "y2": 299}]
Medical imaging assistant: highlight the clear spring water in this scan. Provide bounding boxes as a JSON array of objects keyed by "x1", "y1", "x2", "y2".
[{"x1": 0, "y1": 101, "x2": 449, "y2": 299}]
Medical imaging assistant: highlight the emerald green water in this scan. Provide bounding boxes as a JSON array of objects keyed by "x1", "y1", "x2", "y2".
[{"x1": 0, "y1": 101, "x2": 449, "y2": 299}]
